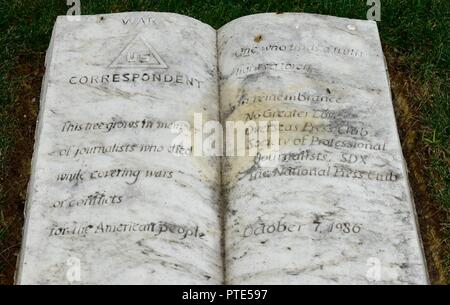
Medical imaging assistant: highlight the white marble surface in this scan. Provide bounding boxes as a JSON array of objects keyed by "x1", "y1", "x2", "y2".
[
  {"x1": 17, "y1": 11, "x2": 428, "y2": 285},
  {"x1": 218, "y1": 13, "x2": 428, "y2": 284},
  {"x1": 17, "y1": 12, "x2": 222, "y2": 284}
]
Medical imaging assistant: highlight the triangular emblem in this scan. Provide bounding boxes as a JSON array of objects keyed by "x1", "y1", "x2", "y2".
[{"x1": 110, "y1": 34, "x2": 168, "y2": 68}]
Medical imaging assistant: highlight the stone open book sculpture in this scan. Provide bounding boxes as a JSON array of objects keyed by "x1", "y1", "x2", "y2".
[{"x1": 16, "y1": 12, "x2": 428, "y2": 284}]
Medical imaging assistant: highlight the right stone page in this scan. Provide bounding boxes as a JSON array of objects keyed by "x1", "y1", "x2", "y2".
[{"x1": 218, "y1": 13, "x2": 428, "y2": 284}]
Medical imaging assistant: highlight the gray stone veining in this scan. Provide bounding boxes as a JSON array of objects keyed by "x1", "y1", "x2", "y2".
[
  {"x1": 16, "y1": 12, "x2": 428, "y2": 284},
  {"x1": 219, "y1": 13, "x2": 428, "y2": 284}
]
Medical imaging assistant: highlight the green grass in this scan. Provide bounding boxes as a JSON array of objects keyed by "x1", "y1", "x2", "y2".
[{"x1": 0, "y1": 0, "x2": 448, "y2": 283}]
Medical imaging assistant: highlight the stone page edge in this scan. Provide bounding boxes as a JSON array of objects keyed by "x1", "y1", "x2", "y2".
[{"x1": 14, "y1": 16, "x2": 62, "y2": 285}]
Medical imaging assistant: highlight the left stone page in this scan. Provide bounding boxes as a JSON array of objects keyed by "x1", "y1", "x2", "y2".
[{"x1": 16, "y1": 12, "x2": 222, "y2": 284}]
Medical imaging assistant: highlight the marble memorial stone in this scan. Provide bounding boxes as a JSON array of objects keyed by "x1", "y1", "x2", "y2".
[{"x1": 16, "y1": 12, "x2": 428, "y2": 284}]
